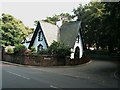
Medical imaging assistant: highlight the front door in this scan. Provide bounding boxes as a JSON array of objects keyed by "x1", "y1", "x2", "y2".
[{"x1": 74, "y1": 47, "x2": 80, "y2": 60}]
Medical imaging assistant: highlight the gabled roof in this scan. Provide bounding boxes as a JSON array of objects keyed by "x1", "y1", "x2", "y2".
[
  {"x1": 28, "y1": 21, "x2": 59, "y2": 49},
  {"x1": 59, "y1": 21, "x2": 81, "y2": 48},
  {"x1": 40, "y1": 21, "x2": 59, "y2": 46},
  {"x1": 28, "y1": 21, "x2": 41, "y2": 49}
]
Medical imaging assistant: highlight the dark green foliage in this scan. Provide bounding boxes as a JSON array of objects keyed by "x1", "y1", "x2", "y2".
[
  {"x1": 73, "y1": 2, "x2": 120, "y2": 54},
  {"x1": 38, "y1": 49, "x2": 49, "y2": 55},
  {"x1": 48, "y1": 41, "x2": 71, "y2": 57},
  {"x1": 29, "y1": 46, "x2": 36, "y2": 54},
  {"x1": 14, "y1": 44, "x2": 27, "y2": 54},
  {"x1": 37, "y1": 41, "x2": 71, "y2": 57}
]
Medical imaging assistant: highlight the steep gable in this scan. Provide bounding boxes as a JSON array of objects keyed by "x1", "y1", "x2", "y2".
[
  {"x1": 59, "y1": 21, "x2": 81, "y2": 48},
  {"x1": 40, "y1": 21, "x2": 59, "y2": 46},
  {"x1": 28, "y1": 21, "x2": 59, "y2": 49}
]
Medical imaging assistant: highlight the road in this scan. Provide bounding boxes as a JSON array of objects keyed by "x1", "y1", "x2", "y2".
[{"x1": 1, "y1": 60, "x2": 120, "y2": 89}]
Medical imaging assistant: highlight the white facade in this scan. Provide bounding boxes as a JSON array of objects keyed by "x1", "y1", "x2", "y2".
[
  {"x1": 23, "y1": 29, "x2": 47, "y2": 51},
  {"x1": 33, "y1": 29, "x2": 47, "y2": 51},
  {"x1": 70, "y1": 32, "x2": 83, "y2": 59}
]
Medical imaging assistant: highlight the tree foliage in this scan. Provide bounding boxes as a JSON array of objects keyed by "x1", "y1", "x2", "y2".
[
  {"x1": 0, "y1": 13, "x2": 33, "y2": 46},
  {"x1": 43, "y1": 13, "x2": 74, "y2": 25},
  {"x1": 73, "y1": 2, "x2": 120, "y2": 54}
]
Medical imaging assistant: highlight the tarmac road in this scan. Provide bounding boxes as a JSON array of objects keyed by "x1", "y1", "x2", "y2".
[{"x1": 1, "y1": 60, "x2": 120, "y2": 89}]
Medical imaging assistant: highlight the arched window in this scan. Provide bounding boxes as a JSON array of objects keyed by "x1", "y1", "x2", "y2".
[{"x1": 37, "y1": 44, "x2": 43, "y2": 52}]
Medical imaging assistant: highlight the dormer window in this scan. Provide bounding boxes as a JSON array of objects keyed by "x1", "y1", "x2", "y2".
[{"x1": 38, "y1": 31, "x2": 43, "y2": 41}]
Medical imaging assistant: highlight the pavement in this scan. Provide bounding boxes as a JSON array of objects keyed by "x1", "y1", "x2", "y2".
[{"x1": 1, "y1": 59, "x2": 120, "y2": 88}]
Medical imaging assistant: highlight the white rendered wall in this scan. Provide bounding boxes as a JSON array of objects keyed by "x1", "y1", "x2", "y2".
[
  {"x1": 70, "y1": 32, "x2": 83, "y2": 59},
  {"x1": 23, "y1": 42, "x2": 30, "y2": 49},
  {"x1": 33, "y1": 29, "x2": 47, "y2": 51}
]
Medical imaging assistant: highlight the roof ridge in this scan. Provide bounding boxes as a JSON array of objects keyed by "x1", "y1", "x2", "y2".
[{"x1": 39, "y1": 20, "x2": 57, "y2": 27}]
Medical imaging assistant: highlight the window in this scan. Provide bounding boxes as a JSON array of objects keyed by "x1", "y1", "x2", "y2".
[
  {"x1": 37, "y1": 44, "x2": 43, "y2": 52},
  {"x1": 38, "y1": 31, "x2": 43, "y2": 41},
  {"x1": 76, "y1": 35, "x2": 79, "y2": 43}
]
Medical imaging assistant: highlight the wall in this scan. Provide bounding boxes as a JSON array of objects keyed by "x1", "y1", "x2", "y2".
[
  {"x1": 33, "y1": 29, "x2": 47, "y2": 51},
  {"x1": 2, "y1": 54, "x2": 90, "y2": 66},
  {"x1": 3, "y1": 54, "x2": 69, "y2": 66},
  {"x1": 70, "y1": 32, "x2": 83, "y2": 59}
]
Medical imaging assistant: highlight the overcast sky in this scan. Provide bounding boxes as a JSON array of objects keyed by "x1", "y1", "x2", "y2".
[{"x1": 0, "y1": 0, "x2": 91, "y2": 28}]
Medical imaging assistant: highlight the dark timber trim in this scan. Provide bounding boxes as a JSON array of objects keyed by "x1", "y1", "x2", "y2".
[{"x1": 28, "y1": 21, "x2": 48, "y2": 49}]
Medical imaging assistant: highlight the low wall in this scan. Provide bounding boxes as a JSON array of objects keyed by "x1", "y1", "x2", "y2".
[
  {"x1": 2, "y1": 54, "x2": 70, "y2": 66},
  {"x1": 2, "y1": 53, "x2": 90, "y2": 66},
  {"x1": 24, "y1": 55, "x2": 59, "y2": 66}
]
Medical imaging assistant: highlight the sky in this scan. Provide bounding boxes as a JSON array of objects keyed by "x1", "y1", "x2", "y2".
[{"x1": 0, "y1": 0, "x2": 91, "y2": 28}]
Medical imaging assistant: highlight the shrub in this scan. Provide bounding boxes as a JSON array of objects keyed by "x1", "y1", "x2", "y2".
[
  {"x1": 30, "y1": 46, "x2": 36, "y2": 54},
  {"x1": 36, "y1": 41, "x2": 71, "y2": 57},
  {"x1": 48, "y1": 41, "x2": 71, "y2": 57},
  {"x1": 14, "y1": 44, "x2": 27, "y2": 54},
  {"x1": 38, "y1": 49, "x2": 49, "y2": 55}
]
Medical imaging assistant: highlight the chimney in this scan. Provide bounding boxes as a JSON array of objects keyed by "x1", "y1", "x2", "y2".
[{"x1": 56, "y1": 20, "x2": 62, "y2": 28}]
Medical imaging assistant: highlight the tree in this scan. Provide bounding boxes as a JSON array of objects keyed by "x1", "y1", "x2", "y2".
[
  {"x1": 102, "y1": 2, "x2": 120, "y2": 53},
  {"x1": 43, "y1": 13, "x2": 74, "y2": 25},
  {"x1": 0, "y1": 13, "x2": 33, "y2": 46},
  {"x1": 73, "y1": 3, "x2": 105, "y2": 50},
  {"x1": 73, "y1": 2, "x2": 120, "y2": 54}
]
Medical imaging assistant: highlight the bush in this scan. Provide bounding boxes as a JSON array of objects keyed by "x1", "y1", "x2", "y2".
[
  {"x1": 38, "y1": 49, "x2": 49, "y2": 55},
  {"x1": 36, "y1": 41, "x2": 71, "y2": 57},
  {"x1": 48, "y1": 41, "x2": 71, "y2": 57},
  {"x1": 30, "y1": 46, "x2": 36, "y2": 54},
  {"x1": 14, "y1": 44, "x2": 27, "y2": 54}
]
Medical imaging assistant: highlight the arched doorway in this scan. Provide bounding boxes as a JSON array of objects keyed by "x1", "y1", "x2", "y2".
[{"x1": 74, "y1": 47, "x2": 80, "y2": 60}]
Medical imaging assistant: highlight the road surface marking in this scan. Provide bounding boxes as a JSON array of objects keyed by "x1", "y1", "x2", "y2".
[
  {"x1": 50, "y1": 85, "x2": 58, "y2": 88},
  {"x1": 50, "y1": 85, "x2": 64, "y2": 90},
  {"x1": 6, "y1": 71, "x2": 30, "y2": 80}
]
